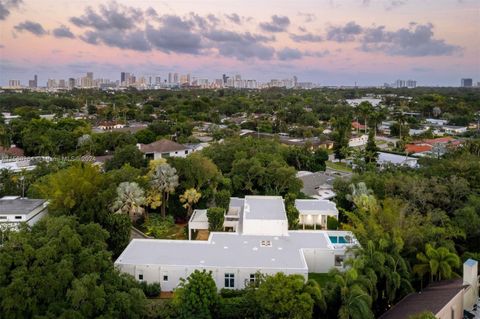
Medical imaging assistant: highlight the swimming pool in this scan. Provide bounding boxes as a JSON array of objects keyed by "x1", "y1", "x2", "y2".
[{"x1": 329, "y1": 236, "x2": 348, "y2": 244}]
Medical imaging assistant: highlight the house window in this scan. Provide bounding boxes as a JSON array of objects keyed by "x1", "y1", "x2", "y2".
[
  {"x1": 138, "y1": 274, "x2": 143, "y2": 281},
  {"x1": 249, "y1": 273, "x2": 258, "y2": 286},
  {"x1": 0, "y1": 216, "x2": 7, "y2": 220},
  {"x1": 184, "y1": 150, "x2": 188, "y2": 154},
  {"x1": 335, "y1": 255, "x2": 345, "y2": 267},
  {"x1": 451, "y1": 308, "x2": 454, "y2": 319},
  {"x1": 15, "y1": 216, "x2": 22, "y2": 220},
  {"x1": 162, "y1": 272, "x2": 168, "y2": 281},
  {"x1": 224, "y1": 273, "x2": 235, "y2": 288},
  {"x1": 161, "y1": 152, "x2": 170, "y2": 158}
]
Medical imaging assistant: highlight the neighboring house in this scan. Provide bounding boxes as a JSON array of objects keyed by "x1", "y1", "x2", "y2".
[
  {"x1": 297, "y1": 170, "x2": 351, "y2": 200},
  {"x1": 137, "y1": 139, "x2": 192, "y2": 160},
  {"x1": 442, "y1": 125, "x2": 468, "y2": 135},
  {"x1": 1, "y1": 112, "x2": 20, "y2": 124},
  {"x1": 0, "y1": 196, "x2": 49, "y2": 231},
  {"x1": 349, "y1": 135, "x2": 368, "y2": 147},
  {"x1": 351, "y1": 121, "x2": 366, "y2": 131},
  {"x1": 379, "y1": 259, "x2": 479, "y2": 319},
  {"x1": 0, "y1": 145, "x2": 24, "y2": 159},
  {"x1": 115, "y1": 196, "x2": 358, "y2": 291},
  {"x1": 405, "y1": 137, "x2": 461, "y2": 156},
  {"x1": 97, "y1": 121, "x2": 125, "y2": 131},
  {"x1": 295, "y1": 199, "x2": 339, "y2": 230},
  {"x1": 426, "y1": 118, "x2": 449, "y2": 126},
  {"x1": 377, "y1": 152, "x2": 418, "y2": 168}
]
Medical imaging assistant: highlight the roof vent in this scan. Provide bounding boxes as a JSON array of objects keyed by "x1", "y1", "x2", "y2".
[
  {"x1": 223, "y1": 246, "x2": 228, "y2": 249},
  {"x1": 260, "y1": 240, "x2": 272, "y2": 247},
  {"x1": 252, "y1": 247, "x2": 258, "y2": 251}
]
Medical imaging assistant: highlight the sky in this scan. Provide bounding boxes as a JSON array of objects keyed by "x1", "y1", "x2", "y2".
[{"x1": 0, "y1": 0, "x2": 479, "y2": 86}]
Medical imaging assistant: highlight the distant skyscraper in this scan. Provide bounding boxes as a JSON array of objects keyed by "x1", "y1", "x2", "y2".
[
  {"x1": 395, "y1": 79, "x2": 406, "y2": 88},
  {"x1": 222, "y1": 74, "x2": 229, "y2": 84},
  {"x1": 155, "y1": 76, "x2": 162, "y2": 85},
  {"x1": 406, "y1": 80, "x2": 417, "y2": 88},
  {"x1": 8, "y1": 80, "x2": 21, "y2": 87},
  {"x1": 68, "y1": 78, "x2": 75, "y2": 89},
  {"x1": 121, "y1": 72, "x2": 126, "y2": 84},
  {"x1": 173, "y1": 73, "x2": 179, "y2": 83},
  {"x1": 461, "y1": 78, "x2": 473, "y2": 87},
  {"x1": 168, "y1": 73, "x2": 173, "y2": 83}
]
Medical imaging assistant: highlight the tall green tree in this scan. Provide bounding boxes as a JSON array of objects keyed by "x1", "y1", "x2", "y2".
[
  {"x1": 0, "y1": 216, "x2": 147, "y2": 318},
  {"x1": 174, "y1": 270, "x2": 219, "y2": 319}
]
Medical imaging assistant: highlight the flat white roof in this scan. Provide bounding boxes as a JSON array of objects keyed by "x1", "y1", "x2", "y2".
[
  {"x1": 295, "y1": 199, "x2": 338, "y2": 215},
  {"x1": 243, "y1": 196, "x2": 286, "y2": 220},
  {"x1": 115, "y1": 231, "x2": 348, "y2": 270}
]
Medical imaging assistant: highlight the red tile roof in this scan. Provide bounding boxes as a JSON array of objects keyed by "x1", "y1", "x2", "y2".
[
  {"x1": 0, "y1": 146, "x2": 24, "y2": 157},
  {"x1": 405, "y1": 144, "x2": 432, "y2": 154},
  {"x1": 351, "y1": 121, "x2": 366, "y2": 130}
]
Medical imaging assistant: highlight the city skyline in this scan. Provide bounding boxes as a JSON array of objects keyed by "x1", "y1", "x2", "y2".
[{"x1": 1, "y1": 0, "x2": 479, "y2": 86}]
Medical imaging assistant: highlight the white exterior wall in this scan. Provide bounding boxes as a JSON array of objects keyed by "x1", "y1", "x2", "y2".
[
  {"x1": 242, "y1": 218, "x2": 288, "y2": 236},
  {"x1": 116, "y1": 263, "x2": 307, "y2": 292},
  {"x1": 152, "y1": 149, "x2": 191, "y2": 160},
  {"x1": 0, "y1": 205, "x2": 47, "y2": 230},
  {"x1": 302, "y1": 248, "x2": 346, "y2": 273},
  {"x1": 436, "y1": 290, "x2": 464, "y2": 319}
]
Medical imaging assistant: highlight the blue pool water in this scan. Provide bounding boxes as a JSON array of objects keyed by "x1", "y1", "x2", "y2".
[{"x1": 329, "y1": 236, "x2": 348, "y2": 244}]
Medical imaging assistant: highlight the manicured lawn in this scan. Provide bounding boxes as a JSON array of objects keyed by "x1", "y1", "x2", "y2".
[
  {"x1": 326, "y1": 161, "x2": 353, "y2": 172},
  {"x1": 309, "y1": 273, "x2": 335, "y2": 286}
]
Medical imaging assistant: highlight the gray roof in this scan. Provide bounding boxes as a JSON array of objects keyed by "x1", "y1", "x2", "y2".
[
  {"x1": 116, "y1": 231, "x2": 335, "y2": 270},
  {"x1": 0, "y1": 197, "x2": 47, "y2": 215},
  {"x1": 295, "y1": 199, "x2": 338, "y2": 215},
  {"x1": 377, "y1": 152, "x2": 418, "y2": 168},
  {"x1": 297, "y1": 172, "x2": 343, "y2": 196},
  {"x1": 243, "y1": 196, "x2": 286, "y2": 220}
]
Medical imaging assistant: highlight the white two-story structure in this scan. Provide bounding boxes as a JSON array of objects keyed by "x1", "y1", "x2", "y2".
[
  {"x1": 115, "y1": 196, "x2": 357, "y2": 291},
  {"x1": 0, "y1": 196, "x2": 49, "y2": 231}
]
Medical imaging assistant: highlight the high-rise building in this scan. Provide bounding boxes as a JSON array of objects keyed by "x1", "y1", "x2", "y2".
[
  {"x1": 395, "y1": 79, "x2": 406, "y2": 88},
  {"x1": 58, "y1": 79, "x2": 66, "y2": 88},
  {"x1": 8, "y1": 80, "x2": 21, "y2": 88},
  {"x1": 121, "y1": 72, "x2": 127, "y2": 84},
  {"x1": 155, "y1": 76, "x2": 162, "y2": 85},
  {"x1": 173, "y1": 73, "x2": 179, "y2": 83},
  {"x1": 461, "y1": 78, "x2": 473, "y2": 87},
  {"x1": 168, "y1": 73, "x2": 173, "y2": 83},
  {"x1": 222, "y1": 74, "x2": 229, "y2": 84},
  {"x1": 28, "y1": 74, "x2": 38, "y2": 88},
  {"x1": 406, "y1": 80, "x2": 417, "y2": 88},
  {"x1": 68, "y1": 78, "x2": 75, "y2": 89},
  {"x1": 47, "y1": 79, "x2": 57, "y2": 88}
]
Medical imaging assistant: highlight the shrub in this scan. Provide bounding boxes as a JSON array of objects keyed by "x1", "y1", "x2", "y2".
[
  {"x1": 327, "y1": 216, "x2": 339, "y2": 230},
  {"x1": 207, "y1": 207, "x2": 224, "y2": 231},
  {"x1": 140, "y1": 282, "x2": 162, "y2": 298},
  {"x1": 144, "y1": 215, "x2": 175, "y2": 238}
]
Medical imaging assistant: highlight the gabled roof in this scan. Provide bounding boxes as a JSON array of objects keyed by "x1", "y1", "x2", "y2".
[{"x1": 139, "y1": 139, "x2": 188, "y2": 153}]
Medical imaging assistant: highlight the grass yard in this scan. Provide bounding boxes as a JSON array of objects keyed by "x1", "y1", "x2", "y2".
[
  {"x1": 326, "y1": 161, "x2": 353, "y2": 172},
  {"x1": 309, "y1": 273, "x2": 336, "y2": 286}
]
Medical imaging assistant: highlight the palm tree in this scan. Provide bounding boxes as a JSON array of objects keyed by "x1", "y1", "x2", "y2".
[
  {"x1": 357, "y1": 101, "x2": 374, "y2": 134},
  {"x1": 150, "y1": 163, "x2": 179, "y2": 218},
  {"x1": 111, "y1": 182, "x2": 146, "y2": 222},
  {"x1": 179, "y1": 188, "x2": 201, "y2": 217},
  {"x1": 334, "y1": 268, "x2": 374, "y2": 319},
  {"x1": 413, "y1": 244, "x2": 460, "y2": 284}
]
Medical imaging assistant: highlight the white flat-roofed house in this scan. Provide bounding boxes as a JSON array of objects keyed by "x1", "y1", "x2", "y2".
[
  {"x1": 442, "y1": 125, "x2": 467, "y2": 135},
  {"x1": 115, "y1": 196, "x2": 358, "y2": 291},
  {"x1": 137, "y1": 139, "x2": 193, "y2": 160},
  {"x1": 0, "y1": 196, "x2": 49, "y2": 231},
  {"x1": 295, "y1": 199, "x2": 339, "y2": 230}
]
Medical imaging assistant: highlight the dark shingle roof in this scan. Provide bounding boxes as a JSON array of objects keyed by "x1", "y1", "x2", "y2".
[
  {"x1": 379, "y1": 279, "x2": 467, "y2": 319},
  {"x1": 139, "y1": 139, "x2": 188, "y2": 153}
]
